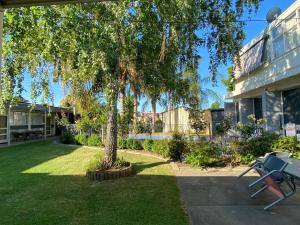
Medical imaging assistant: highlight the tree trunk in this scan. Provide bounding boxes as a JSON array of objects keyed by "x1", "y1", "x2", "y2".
[
  {"x1": 119, "y1": 86, "x2": 125, "y2": 119},
  {"x1": 119, "y1": 71, "x2": 126, "y2": 119},
  {"x1": 151, "y1": 97, "x2": 156, "y2": 134},
  {"x1": 133, "y1": 91, "x2": 138, "y2": 134},
  {"x1": 102, "y1": 21, "x2": 120, "y2": 169},
  {"x1": 102, "y1": 80, "x2": 118, "y2": 169}
]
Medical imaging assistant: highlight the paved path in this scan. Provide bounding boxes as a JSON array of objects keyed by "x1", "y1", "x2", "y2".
[{"x1": 174, "y1": 164, "x2": 300, "y2": 225}]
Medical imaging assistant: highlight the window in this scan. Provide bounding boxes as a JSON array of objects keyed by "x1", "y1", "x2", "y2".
[
  {"x1": 272, "y1": 23, "x2": 285, "y2": 58},
  {"x1": 31, "y1": 113, "x2": 44, "y2": 125},
  {"x1": 10, "y1": 112, "x2": 27, "y2": 126},
  {"x1": 284, "y1": 13, "x2": 300, "y2": 51},
  {"x1": 272, "y1": 12, "x2": 300, "y2": 59}
]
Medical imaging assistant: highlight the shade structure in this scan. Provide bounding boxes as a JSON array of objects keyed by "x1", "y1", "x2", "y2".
[
  {"x1": 0, "y1": 0, "x2": 115, "y2": 8},
  {"x1": 234, "y1": 36, "x2": 267, "y2": 79}
]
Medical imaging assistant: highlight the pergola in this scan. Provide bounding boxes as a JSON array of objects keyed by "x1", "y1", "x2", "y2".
[{"x1": 0, "y1": 0, "x2": 113, "y2": 145}]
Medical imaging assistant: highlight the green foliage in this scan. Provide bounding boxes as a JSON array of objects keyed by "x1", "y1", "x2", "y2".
[
  {"x1": 151, "y1": 140, "x2": 170, "y2": 158},
  {"x1": 142, "y1": 139, "x2": 154, "y2": 151},
  {"x1": 216, "y1": 116, "x2": 232, "y2": 136},
  {"x1": 272, "y1": 136, "x2": 300, "y2": 153},
  {"x1": 74, "y1": 134, "x2": 88, "y2": 146},
  {"x1": 60, "y1": 133, "x2": 74, "y2": 144},
  {"x1": 126, "y1": 139, "x2": 143, "y2": 150},
  {"x1": 237, "y1": 114, "x2": 267, "y2": 140},
  {"x1": 222, "y1": 67, "x2": 236, "y2": 92},
  {"x1": 136, "y1": 119, "x2": 152, "y2": 134},
  {"x1": 87, "y1": 134, "x2": 102, "y2": 147},
  {"x1": 184, "y1": 142, "x2": 223, "y2": 167},
  {"x1": 86, "y1": 152, "x2": 103, "y2": 172},
  {"x1": 232, "y1": 132, "x2": 279, "y2": 164},
  {"x1": 189, "y1": 110, "x2": 207, "y2": 137},
  {"x1": 154, "y1": 119, "x2": 164, "y2": 133},
  {"x1": 210, "y1": 102, "x2": 221, "y2": 109},
  {"x1": 86, "y1": 153, "x2": 129, "y2": 172},
  {"x1": 113, "y1": 157, "x2": 130, "y2": 169},
  {"x1": 3, "y1": 1, "x2": 262, "y2": 167},
  {"x1": 168, "y1": 132, "x2": 188, "y2": 161},
  {"x1": 117, "y1": 138, "x2": 127, "y2": 149},
  {"x1": 118, "y1": 96, "x2": 134, "y2": 137}
]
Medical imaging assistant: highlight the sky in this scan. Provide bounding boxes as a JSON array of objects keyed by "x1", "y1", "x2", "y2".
[{"x1": 21, "y1": 0, "x2": 296, "y2": 112}]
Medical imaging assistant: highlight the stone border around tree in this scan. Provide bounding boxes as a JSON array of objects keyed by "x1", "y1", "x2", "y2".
[{"x1": 86, "y1": 163, "x2": 133, "y2": 181}]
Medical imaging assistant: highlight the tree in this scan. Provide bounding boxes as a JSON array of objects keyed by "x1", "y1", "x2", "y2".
[
  {"x1": 2, "y1": 1, "x2": 261, "y2": 169},
  {"x1": 211, "y1": 102, "x2": 221, "y2": 109},
  {"x1": 222, "y1": 66, "x2": 236, "y2": 92}
]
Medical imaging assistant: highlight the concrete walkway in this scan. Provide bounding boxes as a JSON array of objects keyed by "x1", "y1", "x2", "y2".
[{"x1": 174, "y1": 164, "x2": 300, "y2": 225}]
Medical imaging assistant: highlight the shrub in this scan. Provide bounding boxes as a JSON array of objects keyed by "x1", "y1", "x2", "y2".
[
  {"x1": 127, "y1": 139, "x2": 143, "y2": 150},
  {"x1": 87, "y1": 134, "x2": 102, "y2": 147},
  {"x1": 152, "y1": 140, "x2": 170, "y2": 158},
  {"x1": 154, "y1": 120, "x2": 164, "y2": 132},
  {"x1": 184, "y1": 142, "x2": 223, "y2": 167},
  {"x1": 114, "y1": 157, "x2": 130, "y2": 169},
  {"x1": 60, "y1": 132, "x2": 74, "y2": 144},
  {"x1": 86, "y1": 152, "x2": 103, "y2": 172},
  {"x1": 272, "y1": 136, "x2": 300, "y2": 153},
  {"x1": 142, "y1": 139, "x2": 154, "y2": 151},
  {"x1": 117, "y1": 138, "x2": 127, "y2": 149},
  {"x1": 232, "y1": 132, "x2": 279, "y2": 164},
  {"x1": 168, "y1": 132, "x2": 188, "y2": 161},
  {"x1": 74, "y1": 134, "x2": 88, "y2": 145}
]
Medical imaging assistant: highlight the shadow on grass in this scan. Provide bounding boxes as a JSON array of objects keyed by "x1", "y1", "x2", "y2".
[
  {"x1": 1, "y1": 141, "x2": 300, "y2": 225},
  {"x1": 0, "y1": 141, "x2": 187, "y2": 225}
]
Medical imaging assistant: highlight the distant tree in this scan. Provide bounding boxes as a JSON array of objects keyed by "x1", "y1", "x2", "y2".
[
  {"x1": 222, "y1": 67, "x2": 236, "y2": 92},
  {"x1": 189, "y1": 110, "x2": 207, "y2": 137},
  {"x1": 211, "y1": 102, "x2": 221, "y2": 109}
]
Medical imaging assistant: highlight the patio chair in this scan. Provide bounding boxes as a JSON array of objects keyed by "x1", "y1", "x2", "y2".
[
  {"x1": 248, "y1": 155, "x2": 296, "y2": 210},
  {"x1": 237, "y1": 152, "x2": 292, "y2": 179}
]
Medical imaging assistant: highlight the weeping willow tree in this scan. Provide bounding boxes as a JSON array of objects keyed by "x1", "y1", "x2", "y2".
[{"x1": 1, "y1": 0, "x2": 260, "y2": 169}]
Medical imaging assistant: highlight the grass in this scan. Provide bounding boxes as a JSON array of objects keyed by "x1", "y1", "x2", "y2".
[{"x1": 0, "y1": 141, "x2": 188, "y2": 225}]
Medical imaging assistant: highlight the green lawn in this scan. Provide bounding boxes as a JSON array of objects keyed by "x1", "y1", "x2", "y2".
[{"x1": 0, "y1": 141, "x2": 188, "y2": 225}]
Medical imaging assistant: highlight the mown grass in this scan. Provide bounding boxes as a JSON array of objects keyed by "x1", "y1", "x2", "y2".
[{"x1": 0, "y1": 141, "x2": 188, "y2": 225}]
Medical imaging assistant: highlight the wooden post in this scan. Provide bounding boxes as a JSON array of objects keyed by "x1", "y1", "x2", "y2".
[
  {"x1": 28, "y1": 111, "x2": 31, "y2": 131},
  {"x1": 7, "y1": 106, "x2": 10, "y2": 145},
  {"x1": 44, "y1": 111, "x2": 47, "y2": 139}
]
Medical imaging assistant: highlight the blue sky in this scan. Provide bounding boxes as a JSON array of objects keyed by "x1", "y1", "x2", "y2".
[{"x1": 21, "y1": 0, "x2": 296, "y2": 112}]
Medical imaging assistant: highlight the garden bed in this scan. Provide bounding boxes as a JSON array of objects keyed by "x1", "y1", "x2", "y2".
[{"x1": 86, "y1": 163, "x2": 132, "y2": 181}]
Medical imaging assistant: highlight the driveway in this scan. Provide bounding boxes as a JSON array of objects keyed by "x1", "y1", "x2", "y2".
[{"x1": 174, "y1": 164, "x2": 300, "y2": 225}]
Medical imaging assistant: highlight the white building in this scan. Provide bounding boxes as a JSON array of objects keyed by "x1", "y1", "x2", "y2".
[{"x1": 226, "y1": 1, "x2": 300, "y2": 134}]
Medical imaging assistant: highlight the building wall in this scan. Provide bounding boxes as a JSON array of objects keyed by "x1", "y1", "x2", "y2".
[
  {"x1": 162, "y1": 107, "x2": 191, "y2": 133},
  {"x1": 228, "y1": 2, "x2": 300, "y2": 99}
]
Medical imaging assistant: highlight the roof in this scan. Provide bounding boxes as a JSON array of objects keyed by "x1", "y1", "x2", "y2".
[
  {"x1": 0, "y1": 0, "x2": 115, "y2": 8},
  {"x1": 10, "y1": 102, "x2": 72, "y2": 113}
]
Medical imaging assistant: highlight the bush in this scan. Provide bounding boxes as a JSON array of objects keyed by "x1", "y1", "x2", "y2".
[
  {"x1": 168, "y1": 132, "x2": 188, "y2": 161},
  {"x1": 87, "y1": 134, "x2": 102, "y2": 147},
  {"x1": 142, "y1": 139, "x2": 154, "y2": 151},
  {"x1": 272, "y1": 136, "x2": 300, "y2": 153},
  {"x1": 60, "y1": 133, "x2": 74, "y2": 144},
  {"x1": 152, "y1": 140, "x2": 170, "y2": 158},
  {"x1": 127, "y1": 139, "x2": 143, "y2": 150},
  {"x1": 86, "y1": 152, "x2": 103, "y2": 172},
  {"x1": 74, "y1": 134, "x2": 88, "y2": 145},
  {"x1": 232, "y1": 132, "x2": 279, "y2": 164},
  {"x1": 117, "y1": 138, "x2": 127, "y2": 149},
  {"x1": 184, "y1": 142, "x2": 223, "y2": 167}
]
